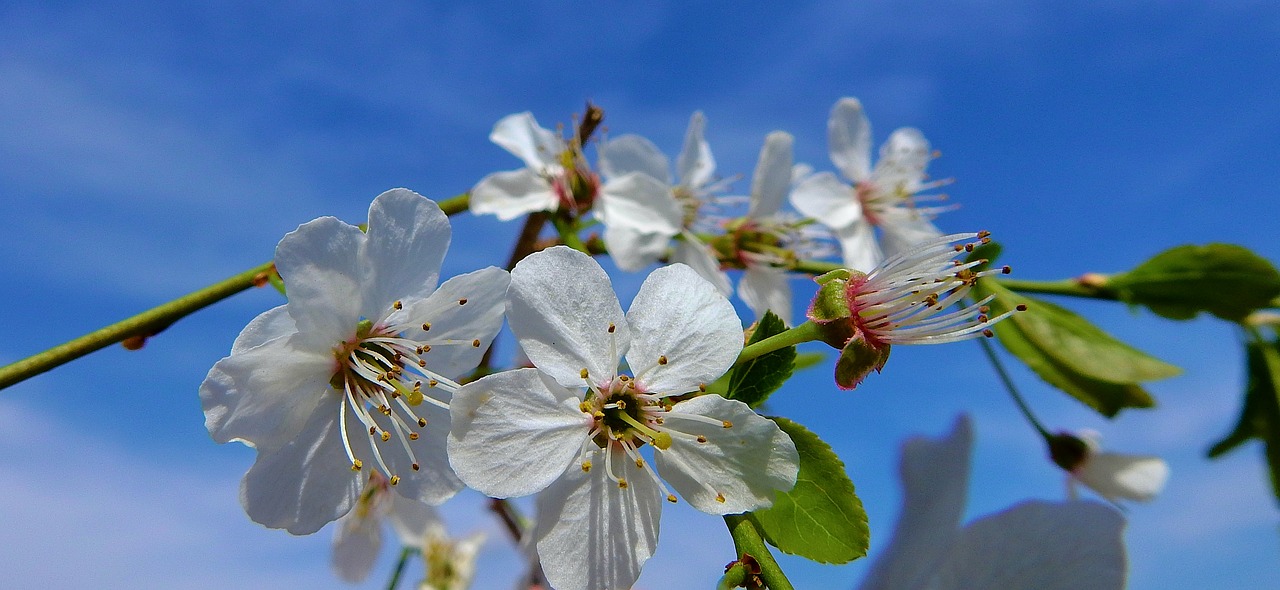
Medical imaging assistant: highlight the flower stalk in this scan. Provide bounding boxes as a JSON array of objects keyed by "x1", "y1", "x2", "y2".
[
  {"x1": 737, "y1": 321, "x2": 823, "y2": 365},
  {"x1": 724, "y1": 514, "x2": 794, "y2": 590}
]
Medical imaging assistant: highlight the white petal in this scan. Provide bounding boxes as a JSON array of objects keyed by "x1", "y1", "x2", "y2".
[
  {"x1": 858, "y1": 415, "x2": 972, "y2": 590},
  {"x1": 367, "y1": 401, "x2": 463, "y2": 506},
  {"x1": 828, "y1": 97, "x2": 873, "y2": 182},
  {"x1": 399, "y1": 266, "x2": 511, "y2": 380},
  {"x1": 739, "y1": 265, "x2": 793, "y2": 326},
  {"x1": 331, "y1": 509, "x2": 383, "y2": 583},
  {"x1": 873, "y1": 127, "x2": 931, "y2": 190},
  {"x1": 448, "y1": 369, "x2": 591, "y2": 498},
  {"x1": 877, "y1": 210, "x2": 943, "y2": 259},
  {"x1": 533, "y1": 447, "x2": 662, "y2": 590},
  {"x1": 656, "y1": 395, "x2": 798, "y2": 514},
  {"x1": 930, "y1": 500, "x2": 1127, "y2": 590},
  {"x1": 747, "y1": 131, "x2": 794, "y2": 219},
  {"x1": 230, "y1": 305, "x2": 295, "y2": 354},
  {"x1": 491, "y1": 111, "x2": 563, "y2": 170},
  {"x1": 200, "y1": 334, "x2": 334, "y2": 450},
  {"x1": 600, "y1": 134, "x2": 670, "y2": 183},
  {"x1": 604, "y1": 225, "x2": 672, "y2": 272},
  {"x1": 626, "y1": 264, "x2": 742, "y2": 394},
  {"x1": 835, "y1": 220, "x2": 883, "y2": 273},
  {"x1": 508, "y1": 246, "x2": 630, "y2": 387},
  {"x1": 274, "y1": 216, "x2": 368, "y2": 346},
  {"x1": 676, "y1": 111, "x2": 716, "y2": 189},
  {"x1": 361, "y1": 189, "x2": 450, "y2": 320},
  {"x1": 672, "y1": 233, "x2": 732, "y2": 296},
  {"x1": 790, "y1": 171, "x2": 863, "y2": 231},
  {"x1": 597, "y1": 172, "x2": 682, "y2": 234},
  {"x1": 388, "y1": 494, "x2": 441, "y2": 547},
  {"x1": 470, "y1": 168, "x2": 559, "y2": 221},
  {"x1": 1075, "y1": 453, "x2": 1169, "y2": 502},
  {"x1": 239, "y1": 406, "x2": 364, "y2": 535}
]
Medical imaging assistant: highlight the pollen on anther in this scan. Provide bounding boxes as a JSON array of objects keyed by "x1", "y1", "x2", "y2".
[
  {"x1": 657, "y1": 355, "x2": 668, "y2": 365},
  {"x1": 369, "y1": 426, "x2": 378, "y2": 436},
  {"x1": 666, "y1": 494, "x2": 678, "y2": 503},
  {"x1": 634, "y1": 458, "x2": 644, "y2": 468},
  {"x1": 472, "y1": 339, "x2": 481, "y2": 347},
  {"x1": 696, "y1": 435, "x2": 708, "y2": 443},
  {"x1": 579, "y1": 368, "x2": 590, "y2": 379},
  {"x1": 417, "y1": 418, "x2": 427, "y2": 427},
  {"x1": 418, "y1": 345, "x2": 431, "y2": 353},
  {"x1": 393, "y1": 300, "x2": 403, "y2": 310},
  {"x1": 408, "y1": 432, "x2": 420, "y2": 441},
  {"x1": 421, "y1": 322, "x2": 432, "y2": 331},
  {"x1": 428, "y1": 379, "x2": 438, "y2": 388},
  {"x1": 698, "y1": 383, "x2": 707, "y2": 392},
  {"x1": 381, "y1": 431, "x2": 391, "y2": 442},
  {"x1": 389, "y1": 475, "x2": 400, "y2": 486},
  {"x1": 579, "y1": 401, "x2": 591, "y2": 412},
  {"x1": 418, "y1": 359, "x2": 427, "y2": 368},
  {"x1": 722, "y1": 420, "x2": 733, "y2": 428},
  {"x1": 607, "y1": 323, "x2": 616, "y2": 333},
  {"x1": 581, "y1": 461, "x2": 592, "y2": 472},
  {"x1": 412, "y1": 463, "x2": 420, "y2": 471},
  {"x1": 617, "y1": 479, "x2": 628, "y2": 489},
  {"x1": 715, "y1": 493, "x2": 726, "y2": 503},
  {"x1": 458, "y1": 298, "x2": 468, "y2": 305},
  {"x1": 351, "y1": 460, "x2": 363, "y2": 471}
]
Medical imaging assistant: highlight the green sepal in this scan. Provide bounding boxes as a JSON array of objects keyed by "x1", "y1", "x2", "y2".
[
  {"x1": 834, "y1": 334, "x2": 890, "y2": 390},
  {"x1": 726, "y1": 310, "x2": 796, "y2": 408},
  {"x1": 1207, "y1": 337, "x2": 1280, "y2": 505},
  {"x1": 751, "y1": 417, "x2": 869, "y2": 564},
  {"x1": 976, "y1": 278, "x2": 1178, "y2": 417},
  {"x1": 808, "y1": 270, "x2": 858, "y2": 348},
  {"x1": 1108, "y1": 244, "x2": 1280, "y2": 322}
]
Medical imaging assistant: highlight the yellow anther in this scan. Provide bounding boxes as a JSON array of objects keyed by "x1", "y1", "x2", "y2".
[
  {"x1": 418, "y1": 359, "x2": 427, "y2": 368},
  {"x1": 369, "y1": 426, "x2": 378, "y2": 436},
  {"x1": 698, "y1": 383, "x2": 707, "y2": 392},
  {"x1": 580, "y1": 368, "x2": 590, "y2": 379},
  {"x1": 651, "y1": 432, "x2": 672, "y2": 450},
  {"x1": 617, "y1": 478, "x2": 628, "y2": 489},
  {"x1": 379, "y1": 405, "x2": 391, "y2": 415},
  {"x1": 421, "y1": 322, "x2": 432, "y2": 331},
  {"x1": 420, "y1": 345, "x2": 432, "y2": 353},
  {"x1": 715, "y1": 493, "x2": 726, "y2": 503},
  {"x1": 634, "y1": 458, "x2": 644, "y2": 468},
  {"x1": 408, "y1": 432, "x2": 420, "y2": 441},
  {"x1": 607, "y1": 323, "x2": 616, "y2": 333},
  {"x1": 581, "y1": 461, "x2": 592, "y2": 472},
  {"x1": 393, "y1": 300, "x2": 403, "y2": 310},
  {"x1": 351, "y1": 460, "x2": 363, "y2": 471},
  {"x1": 380, "y1": 431, "x2": 391, "y2": 442},
  {"x1": 696, "y1": 435, "x2": 708, "y2": 443},
  {"x1": 579, "y1": 401, "x2": 592, "y2": 413},
  {"x1": 722, "y1": 420, "x2": 733, "y2": 429},
  {"x1": 417, "y1": 418, "x2": 427, "y2": 427},
  {"x1": 666, "y1": 494, "x2": 678, "y2": 503},
  {"x1": 657, "y1": 355, "x2": 668, "y2": 365},
  {"x1": 472, "y1": 339, "x2": 481, "y2": 347},
  {"x1": 389, "y1": 475, "x2": 400, "y2": 486},
  {"x1": 458, "y1": 298, "x2": 468, "y2": 305}
]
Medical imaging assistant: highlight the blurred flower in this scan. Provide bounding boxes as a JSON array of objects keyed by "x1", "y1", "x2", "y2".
[
  {"x1": 859, "y1": 415, "x2": 1128, "y2": 590},
  {"x1": 792, "y1": 97, "x2": 952, "y2": 272},
  {"x1": 332, "y1": 471, "x2": 441, "y2": 583},
  {"x1": 419, "y1": 523, "x2": 484, "y2": 590},
  {"x1": 200, "y1": 189, "x2": 509, "y2": 534},
  {"x1": 470, "y1": 112, "x2": 598, "y2": 221},
  {"x1": 1050, "y1": 430, "x2": 1170, "y2": 503},
  {"x1": 808, "y1": 232, "x2": 1021, "y2": 389},
  {"x1": 448, "y1": 246, "x2": 798, "y2": 590}
]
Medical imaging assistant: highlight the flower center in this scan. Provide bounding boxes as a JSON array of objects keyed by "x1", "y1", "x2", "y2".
[{"x1": 586, "y1": 378, "x2": 672, "y2": 451}]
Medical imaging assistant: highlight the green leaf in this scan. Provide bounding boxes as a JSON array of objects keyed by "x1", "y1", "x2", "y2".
[
  {"x1": 1208, "y1": 337, "x2": 1280, "y2": 505},
  {"x1": 976, "y1": 278, "x2": 1175, "y2": 417},
  {"x1": 793, "y1": 352, "x2": 826, "y2": 371},
  {"x1": 727, "y1": 311, "x2": 796, "y2": 408},
  {"x1": 1108, "y1": 244, "x2": 1280, "y2": 322},
  {"x1": 752, "y1": 418, "x2": 868, "y2": 564}
]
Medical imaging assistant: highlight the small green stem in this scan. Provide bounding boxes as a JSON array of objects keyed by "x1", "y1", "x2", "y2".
[
  {"x1": 976, "y1": 336, "x2": 1052, "y2": 440},
  {"x1": 723, "y1": 514, "x2": 793, "y2": 590},
  {"x1": 436, "y1": 192, "x2": 471, "y2": 216},
  {"x1": 551, "y1": 215, "x2": 590, "y2": 253},
  {"x1": 995, "y1": 277, "x2": 1118, "y2": 300},
  {"x1": 0, "y1": 262, "x2": 277, "y2": 391},
  {"x1": 790, "y1": 258, "x2": 845, "y2": 275},
  {"x1": 737, "y1": 321, "x2": 823, "y2": 365},
  {"x1": 386, "y1": 546, "x2": 415, "y2": 590}
]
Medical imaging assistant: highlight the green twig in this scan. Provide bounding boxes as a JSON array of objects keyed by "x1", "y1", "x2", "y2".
[
  {"x1": 0, "y1": 262, "x2": 277, "y2": 391},
  {"x1": 386, "y1": 546, "x2": 415, "y2": 590},
  {"x1": 723, "y1": 514, "x2": 793, "y2": 590},
  {"x1": 994, "y1": 277, "x2": 1118, "y2": 300},
  {"x1": 737, "y1": 321, "x2": 823, "y2": 365}
]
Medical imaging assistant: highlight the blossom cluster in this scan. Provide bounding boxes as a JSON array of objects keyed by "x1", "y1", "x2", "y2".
[{"x1": 197, "y1": 98, "x2": 1167, "y2": 589}]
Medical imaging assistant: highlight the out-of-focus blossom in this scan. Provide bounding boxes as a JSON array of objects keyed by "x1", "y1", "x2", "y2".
[
  {"x1": 471, "y1": 112, "x2": 598, "y2": 221},
  {"x1": 1050, "y1": 430, "x2": 1170, "y2": 503},
  {"x1": 332, "y1": 471, "x2": 441, "y2": 583}
]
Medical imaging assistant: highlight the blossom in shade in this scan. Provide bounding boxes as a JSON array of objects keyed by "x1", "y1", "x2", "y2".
[
  {"x1": 419, "y1": 523, "x2": 485, "y2": 590},
  {"x1": 332, "y1": 472, "x2": 442, "y2": 583},
  {"x1": 1049, "y1": 430, "x2": 1170, "y2": 503},
  {"x1": 859, "y1": 415, "x2": 1128, "y2": 590},
  {"x1": 792, "y1": 97, "x2": 952, "y2": 272},
  {"x1": 199, "y1": 189, "x2": 509, "y2": 534},
  {"x1": 595, "y1": 112, "x2": 733, "y2": 295},
  {"x1": 808, "y1": 232, "x2": 1023, "y2": 389},
  {"x1": 448, "y1": 246, "x2": 799, "y2": 590},
  {"x1": 470, "y1": 112, "x2": 598, "y2": 221}
]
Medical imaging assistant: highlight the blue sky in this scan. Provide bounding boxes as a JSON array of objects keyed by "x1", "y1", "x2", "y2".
[{"x1": 2, "y1": 2, "x2": 1278, "y2": 588}]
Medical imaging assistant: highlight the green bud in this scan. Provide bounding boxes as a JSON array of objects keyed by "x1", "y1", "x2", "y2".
[{"x1": 809, "y1": 270, "x2": 858, "y2": 349}]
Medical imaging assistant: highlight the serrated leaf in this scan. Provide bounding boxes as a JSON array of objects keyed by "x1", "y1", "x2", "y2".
[
  {"x1": 977, "y1": 279, "x2": 1165, "y2": 417},
  {"x1": 1108, "y1": 244, "x2": 1280, "y2": 322},
  {"x1": 752, "y1": 417, "x2": 868, "y2": 564},
  {"x1": 727, "y1": 311, "x2": 796, "y2": 408}
]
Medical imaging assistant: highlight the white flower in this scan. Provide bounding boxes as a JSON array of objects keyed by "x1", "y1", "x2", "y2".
[
  {"x1": 200, "y1": 188, "x2": 510, "y2": 534},
  {"x1": 1051, "y1": 430, "x2": 1170, "y2": 503},
  {"x1": 470, "y1": 112, "x2": 597, "y2": 221},
  {"x1": 448, "y1": 246, "x2": 799, "y2": 590},
  {"x1": 792, "y1": 97, "x2": 951, "y2": 272},
  {"x1": 332, "y1": 471, "x2": 442, "y2": 584},
  {"x1": 595, "y1": 112, "x2": 733, "y2": 296},
  {"x1": 859, "y1": 416, "x2": 1128, "y2": 590},
  {"x1": 809, "y1": 232, "x2": 1020, "y2": 389},
  {"x1": 419, "y1": 523, "x2": 485, "y2": 590}
]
